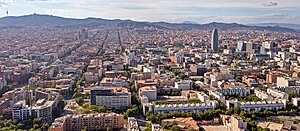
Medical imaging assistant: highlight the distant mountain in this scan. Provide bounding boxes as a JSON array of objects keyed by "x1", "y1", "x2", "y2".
[
  {"x1": 0, "y1": 14, "x2": 297, "y2": 32},
  {"x1": 249, "y1": 23, "x2": 300, "y2": 30}
]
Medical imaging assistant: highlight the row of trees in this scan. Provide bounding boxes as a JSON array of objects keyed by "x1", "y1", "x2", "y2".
[{"x1": 0, "y1": 116, "x2": 49, "y2": 131}]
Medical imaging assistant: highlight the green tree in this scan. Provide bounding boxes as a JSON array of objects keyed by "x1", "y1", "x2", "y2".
[{"x1": 170, "y1": 125, "x2": 182, "y2": 131}]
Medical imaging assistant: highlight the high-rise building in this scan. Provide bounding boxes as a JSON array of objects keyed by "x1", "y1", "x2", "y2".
[
  {"x1": 246, "y1": 42, "x2": 253, "y2": 53},
  {"x1": 211, "y1": 29, "x2": 218, "y2": 51},
  {"x1": 236, "y1": 41, "x2": 247, "y2": 52}
]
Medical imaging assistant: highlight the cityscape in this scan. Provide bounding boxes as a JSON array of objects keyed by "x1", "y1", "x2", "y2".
[{"x1": 0, "y1": 1, "x2": 300, "y2": 131}]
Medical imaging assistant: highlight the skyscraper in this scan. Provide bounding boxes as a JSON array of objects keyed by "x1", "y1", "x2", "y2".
[
  {"x1": 236, "y1": 41, "x2": 247, "y2": 52},
  {"x1": 211, "y1": 29, "x2": 218, "y2": 52}
]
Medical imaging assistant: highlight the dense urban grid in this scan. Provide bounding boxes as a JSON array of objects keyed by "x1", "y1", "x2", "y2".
[{"x1": 0, "y1": 14, "x2": 300, "y2": 131}]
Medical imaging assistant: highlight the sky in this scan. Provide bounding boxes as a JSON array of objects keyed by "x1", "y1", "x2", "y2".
[{"x1": 0, "y1": 0, "x2": 299, "y2": 24}]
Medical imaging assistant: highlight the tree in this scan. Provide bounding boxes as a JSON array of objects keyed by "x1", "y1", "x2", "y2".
[
  {"x1": 41, "y1": 123, "x2": 49, "y2": 131},
  {"x1": 75, "y1": 97, "x2": 84, "y2": 106},
  {"x1": 170, "y1": 125, "x2": 182, "y2": 131},
  {"x1": 33, "y1": 124, "x2": 40, "y2": 130},
  {"x1": 235, "y1": 76, "x2": 242, "y2": 82},
  {"x1": 33, "y1": 118, "x2": 42, "y2": 126}
]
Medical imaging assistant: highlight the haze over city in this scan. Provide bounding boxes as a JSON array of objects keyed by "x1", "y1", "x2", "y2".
[{"x1": 0, "y1": 0, "x2": 300, "y2": 24}]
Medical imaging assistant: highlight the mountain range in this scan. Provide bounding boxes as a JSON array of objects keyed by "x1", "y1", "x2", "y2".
[{"x1": 0, "y1": 14, "x2": 298, "y2": 32}]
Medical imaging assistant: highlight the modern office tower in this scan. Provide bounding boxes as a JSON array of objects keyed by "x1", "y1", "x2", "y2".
[
  {"x1": 236, "y1": 41, "x2": 247, "y2": 52},
  {"x1": 246, "y1": 42, "x2": 253, "y2": 53},
  {"x1": 211, "y1": 28, "x2": 218, "y2": 52}
]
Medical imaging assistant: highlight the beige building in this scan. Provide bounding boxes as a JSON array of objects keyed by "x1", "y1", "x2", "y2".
[
  {"x1": 221, "y1": 115, "x2": 247, "y2": 131},
  {"x1": 50, "y1": 113, "x2": 124, "y2": 131}
]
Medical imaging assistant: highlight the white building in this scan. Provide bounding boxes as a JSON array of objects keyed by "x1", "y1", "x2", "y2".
[
  {"x1": 175, "y1": 80, "x2": 192, "y2": 90},
  {"x1": 209, "y1": 90, "x2": 226, "y2": 103},
  {"x1": 267, "y1": 88, "x2": 289, "y2": 100},
  {"x1": 254, "y1": 89, "x2": 274, "y2": 101},
  {"x1": 139, "y1": 86, "x2": 157, "y2": 101},
  {"x1": 127, "y1": 117, "x2": 139, "y2": 131},
  {"x1": 12, "y1": 88, "x2": 59, "y2": 122},
  {"x1": 143, "y1": 101, "x2": 218, "y2": 115},
  {"x1": 226, "y1": 99, "x2": 287, "y2": 112},
  {"x1": 197, "y1": 91, "x2": 210, "y2": 103},
  {"x1": 215, "y1": 88, "x2": 252, "y2": 97},
  {"x1": 292, "y1": 98, "x2": 300, "y2": 107}
]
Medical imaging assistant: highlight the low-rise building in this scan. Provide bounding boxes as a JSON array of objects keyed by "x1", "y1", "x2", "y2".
[
  {"x1": 254, "y1": 89, "x2": 274, "y2": 101},
  {"x1": 267, "y1": 88, "x2": 289, "y2": 100},
  {"x1": 49, "y1": 113, "x2": 124, "y2": 131},
  {"x1": 277, "y1": 77, "x2": 299, "y2": 87},
  {"x1": 221, "y1": 115, "x2": 247, "y2": 131},
  {"x1": 175, "y1": 80, "x2": 192, "y2": 90},
  {"x1": 161, "y1": 117, "x2": 199, "y2": 131},
  {"x1": 143, "y1": 101, "x2": 218, "y2": 115},
  {"x1": 215, "y1": 88, "x2": 252, "y2": 97},
  {"x1": 99, "y1": 77, "x2": 128, "y2": 87},
  {"x1": 226, "y1": 99, "x2": 287, "y2": 112}
]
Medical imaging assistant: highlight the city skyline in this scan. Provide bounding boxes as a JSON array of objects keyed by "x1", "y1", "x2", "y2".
[{"x1": 0, "y1": 0, "x2": 299, "y2": 24}]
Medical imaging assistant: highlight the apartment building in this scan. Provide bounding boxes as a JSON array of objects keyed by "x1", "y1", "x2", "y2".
[
  {"x1": 135, "y1": 79, "x2": 158, "y2": 91},
  {"x1": 277, "y1": 77, "x2": 299, "y2": 87},
  {"x1": 254, "y1": 89, "x2": 274, "y2": 101},
  {"x1": 273, "y1": 86, "x2": 300, "y2": 94},
  {"x1": 226, "y1": 99, "x2": 287, "y2": 112},
  {"x1": 182, "y1": 90, "x2": 210, "y2": 103},
  {"x1": 0, "y1": 99, "x2": 10, "y2": 115},
  {"x1": 12, "y1": 88, "x2": 59, "y2": 122},
  {"x1": 128, "y1": 117, "x2": 139, "y2": 131},
  {"x1": 221, "y1": 115, "x2": 247, "y2": 131},
  {"x1": 139, "y1": 86, "x2": 157, "y2": 101},
  {"x1": 175, "y1": 80, "x2": 192, "y2": 90},
  {"x1": 267, "y1": 88, "x2": 289, "y2": 100},
  {"x1": 99, "y1": 77, "x2": 128, "y2": 87},
  {"x1": 50, "y1": 113, "x2": 124, "y2": 131},
  {"x1": 90, "y1": 87, "x2": 131, "y2": 109},
  {"x1": 143, "y1": 101, "x2": 218, "y2": 115},
  {"x1": 215, "y1": 88, "x2": 252, "y2": 97},
  {"x1": 209, "y1": 90, "x2": 226, "y2": 103}
]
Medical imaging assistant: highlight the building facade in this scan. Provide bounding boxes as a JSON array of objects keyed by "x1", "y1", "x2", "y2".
[
  {"x1": 50, "y1": 113, "x2": 124, "y2": 131},
  {"x1": 90, "y1": 87, "x2": 131, "y2": 109}
]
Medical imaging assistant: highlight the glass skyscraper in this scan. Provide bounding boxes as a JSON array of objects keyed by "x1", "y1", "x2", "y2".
[{"x1": 211, "y1": 29, "x2": 218, "y2": 51}]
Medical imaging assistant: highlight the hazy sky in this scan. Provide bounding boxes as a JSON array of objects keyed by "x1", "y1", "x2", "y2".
[{"x1": 0, "y1": 0, "x2": 299, "y2": 24}]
